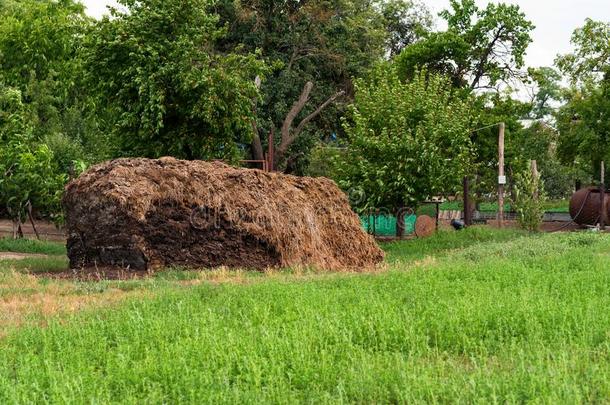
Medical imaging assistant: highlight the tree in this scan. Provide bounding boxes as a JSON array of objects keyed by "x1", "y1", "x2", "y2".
[
  {"x1": 555, "y1": 20, "x2": 610, "y2": 183},
  {"x1": 555, "y1": 80, "x2": 610, "y2": 183},
  {"x1": 84, "y1": 0, "x2": 267, "y2": 162},
  {"x1": 556, "y1": 19, "x2": 610, "y2": 84},
  {"x1": 0, "y1": 86, "x2": 66, "y2": 237},
  {"x1": 396, "y1": 0, "x2": 534, "y2": 90},
  {"x1": 526, "y1": 67, "x2": 563, "y2": 120},
  {"x1": 512, "y1": 162, "x2": 546, "y2": 232},
  {"x1": 0, "y1": 0, "x2": 101, "y2": 169},
  {"x1": 382, "y1": 0, "x2": 433, "y2": 57},
  {"x1": 215, "y1": 0, "x2": 430, "y2": 172},
  {"x1": 335, "y1": 67, "x2": 474, "y2": 236}
]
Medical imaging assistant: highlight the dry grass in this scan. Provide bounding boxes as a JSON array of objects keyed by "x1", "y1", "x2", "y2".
[{"x1": 0, "y1": 269, "x2": 149, "y2": 337}]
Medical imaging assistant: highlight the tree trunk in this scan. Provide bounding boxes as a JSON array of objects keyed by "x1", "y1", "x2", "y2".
[
  {"x1": 395, "y1": 207, "x2": 406, "y2": 238},
  {"x1": 27, "y1": 201, "x2": 40, "y2": 240},
  {"x1": 276, "y1": 81, "x2": 344, "y2": 171}
]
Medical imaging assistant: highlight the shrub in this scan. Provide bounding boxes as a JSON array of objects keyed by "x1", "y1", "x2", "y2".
[{"x1": 512, "y1": 164, "x2": 546, "y2": 231}]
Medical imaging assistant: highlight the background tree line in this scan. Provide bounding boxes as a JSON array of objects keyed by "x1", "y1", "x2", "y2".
[{"x1": 0, "y1": 0, "x2": 608, "y2": 234}]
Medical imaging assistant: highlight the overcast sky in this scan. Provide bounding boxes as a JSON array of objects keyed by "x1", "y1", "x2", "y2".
[{"x1": 82, "y1": 0, "x2": 610, "y2": 69}]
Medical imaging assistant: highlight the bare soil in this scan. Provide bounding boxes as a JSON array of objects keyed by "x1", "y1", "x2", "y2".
[{"x1": 0, "y1": 252, "x2": 50, "y2": 261}]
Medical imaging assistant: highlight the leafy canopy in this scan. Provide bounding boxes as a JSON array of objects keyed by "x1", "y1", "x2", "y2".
[
  {"x1": 0, "y1": 86, "x2": 66, "y2": 223},
  {"x1": 396, "y1": 0, "x2": 534, "y2": 90},
  {"x1": 556, "y1": 19, "x2": 610, "y2": 84},
  {"x1": 335, "y1": 66, "x2": 474, "y2": 212},
  {"x1": 85, "y1": 0, "x2": 267, "y2": 161},
  {"x1": 555, "y1": 20, "x2": 610, "y2": 182}
]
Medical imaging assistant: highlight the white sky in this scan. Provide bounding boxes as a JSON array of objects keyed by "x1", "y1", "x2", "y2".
[{"x1": 82, "y1": 0, "x2": 610, "y2": 69}]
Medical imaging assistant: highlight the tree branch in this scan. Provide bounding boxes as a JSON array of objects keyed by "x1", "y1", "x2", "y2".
[
  {"x1": 280, "y1": 81, "x2": 314, "y2": 151},
  {"x1": 251, "y1": 76, "x2": 265, "y2": 161},
  {"x1": 292, "y1": 90, "x2": 345, "y2": 140},
  {"x1": 470, "y1": 26, "x2": 505, "y2": 89},
  {"x1": 275, "y1": 81, "x2": 345, "y2": 169}
]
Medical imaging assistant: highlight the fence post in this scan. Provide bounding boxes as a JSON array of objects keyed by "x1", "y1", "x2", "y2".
[
  {"x1": 498, "y1": 122, "x2": 505, "y2": 228},
  {"x1": 600, "y1": 161, "x2": 606, "y2": 229}
]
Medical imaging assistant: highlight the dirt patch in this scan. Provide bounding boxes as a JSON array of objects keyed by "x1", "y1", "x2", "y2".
[
  {"x1": 0, "y1": 252, "x2": 50, "y2": 261},
  {"x1": 63, "y1": 158, "x2": 384, "y2": 272},
  {"x1": 37, "y1": 267, "x2": 154, "y2": 281}
]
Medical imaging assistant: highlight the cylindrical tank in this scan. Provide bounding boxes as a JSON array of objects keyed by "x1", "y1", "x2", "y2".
[{"x1": 569, "y1": 187, "x2": 610, "y2": 225}]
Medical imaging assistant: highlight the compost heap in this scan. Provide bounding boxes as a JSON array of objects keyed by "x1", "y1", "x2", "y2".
[{"x1": 63, "y1": 158, "x2": 384, "y2": 271}]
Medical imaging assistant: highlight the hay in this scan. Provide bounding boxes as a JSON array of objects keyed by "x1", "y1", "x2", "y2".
[{"x1": 63, "y1": 158, "x2": 384, "y2": 271}]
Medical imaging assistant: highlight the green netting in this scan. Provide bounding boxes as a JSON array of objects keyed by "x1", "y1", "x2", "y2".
[{"x1": 360, "y1": 215, "x2": 417, "y2": 236}]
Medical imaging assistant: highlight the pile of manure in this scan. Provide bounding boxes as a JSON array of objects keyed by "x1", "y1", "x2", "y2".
[{"x1": 63, "y1": 158, "x2": 384, "y2": 271}]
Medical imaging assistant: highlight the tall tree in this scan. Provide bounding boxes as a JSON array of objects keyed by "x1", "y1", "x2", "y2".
[
  {"x1": 0, "y1": 0, "x2": 99, "y2": 171},
  {"x1": 215, "y1": 0, "x2": 430, "y2": 172},
  {"x1": 556, "y1": 19, "x2": 610, "y2": 84},
  {"x1": 84, "y1": 0, "x2": 266, "y2": 162},
  {"x1": 396, "y1": 0, "x2": 534, "y2": 90},
  {"x1": 526, "y1": 67, "x2": 562, "y2": 120},
  {"x1": 555, "y1": 20, "x2": 610, "y2": 182}
]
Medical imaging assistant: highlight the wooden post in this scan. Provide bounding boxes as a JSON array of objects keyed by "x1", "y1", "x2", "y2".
[
  {"x1": 600, "y1": 161, "x2": 606, "y2": 229},
  {"x1": 267, "y1": 128, "x2": 275, "y2": 172},
  {"x1": 498, "y1": 122, "x2": 505, "y2": 228},
  {"x1": 463, "y1": 176, "x2": 471, "y2": 226}
]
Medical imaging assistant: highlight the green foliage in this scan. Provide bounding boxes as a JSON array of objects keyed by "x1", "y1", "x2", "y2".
[
  {"x1": 556, "y1": 19, "x2": 610, "y2": 84},
  {"x1": 382, "y1": 0, "x2": 433, "y2": 57},
  {"x1": 216, "y1": 0, "x2": 429, "y2": 171},
  {"x1": 396, "y1": 0, "x2": 534, "y2": 90},
  {"x1": 512, "y1": 164, "x2": 546, "y2": 232},
  {"x1": 0, "y1": 0, "x2": 102, "y2": 159},
  {"x1": 3, "y1": 231, "x2": 610, "y2": 402},
  {"x1": 305, "y1": 144, "x2": 346, "y2": 178},
  {"x1": 511, "y1": 122, "x2": 574, "y2": 199},
  {"x1": 554, "y1": 20, "x2": 610, "y2": 182},
  {"x1": 335, "y1": 67, "x2": 474, "y2": 211},
  {"x1": 527, "y1": 67, "x2": 563, "y2": 120},
  {"x1": 0, "y1": 86, "x2": 66, "y2": 224},
  {"x1": 85, "y1": 0, "x2": 267, "y2": 161},
  {"x1": 555, "y1": 79, "x2": 610, "y2": 182}
]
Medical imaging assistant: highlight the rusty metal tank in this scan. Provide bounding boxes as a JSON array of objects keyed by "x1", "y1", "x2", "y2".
[{"x1": 569, "y1": 187, "x2": 610, "y2": 225}]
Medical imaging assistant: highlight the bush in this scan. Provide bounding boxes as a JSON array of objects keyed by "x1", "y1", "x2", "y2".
[{"x1": 512, "y1": 164, "x2": 546, "y2": 232}]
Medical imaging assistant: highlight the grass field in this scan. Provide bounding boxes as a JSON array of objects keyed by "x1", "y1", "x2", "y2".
[
  {"x1": 439, "y1": 199, "x2": 570, "y2": 213},
  {"x1": 1, "y1": 229, "x2": 610, "y2": 403}
]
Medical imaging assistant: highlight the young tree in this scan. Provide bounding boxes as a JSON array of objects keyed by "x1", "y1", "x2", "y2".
[
  {"x1": 84, "y1": 0, "x2": 267, "y2": 162},
  {"x1": 0, "y1": 87, "x2": 66, "y2": 237},
  {"x1": 335, "y1": 67, "x2": 474, "y2": 237}
]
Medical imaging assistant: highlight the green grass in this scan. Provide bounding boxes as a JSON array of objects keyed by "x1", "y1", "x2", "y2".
[
  {"x1": 440, "y1": 199, "x2": 570, "y2": 213},
  {"x1": 0, "y1": 256, "x2": 69, "y2": 273},
  {"x1": 0, "y1": 238, "x2": 66, "y2": 256},
  {"x1": 1, "y1": 230, "x2": 610, "y2": 402},
  {"x1": 382, "y1": 226, "x2": 527, "y2": 263}
]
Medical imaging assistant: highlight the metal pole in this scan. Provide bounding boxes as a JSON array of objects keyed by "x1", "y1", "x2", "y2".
[{"x1": 498, "y1": 122, "x2": 505, "y2": 228}]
